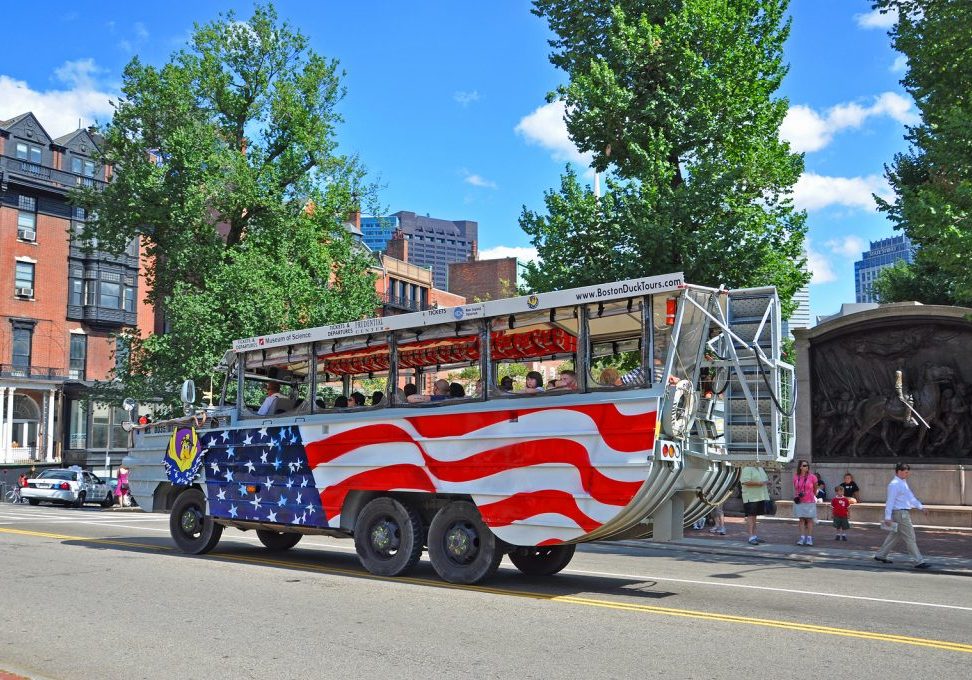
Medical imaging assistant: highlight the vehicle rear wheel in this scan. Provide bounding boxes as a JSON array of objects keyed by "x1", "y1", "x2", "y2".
[
  {"x1": 508, "y1": 544, "x2": 576, "y2": 576},
  {"x1": 427, "y1": 501, "x2": 502, "y2": 584},
  {"x1": 256, "y1": 530, "x2": 303, "y2": 552},
  {"x1": 169, "y1": 488, "x2": 223, "y2": 554},
  {"x1": 353, "y1": 497, "x2": 423, "y2": 577},
  {"x1": 101, "y1": 491, "x2": 114, "y2": 508},
  {"x1": 73, "y1": 491, "x2": 86, "y2": 508},
  {"x1": 28, "y1": 498, "x2": 39, "y2": 506}
]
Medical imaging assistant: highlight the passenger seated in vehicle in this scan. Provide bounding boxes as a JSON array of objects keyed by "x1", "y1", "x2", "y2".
[
  {"x1": 371, "y1": 391, "x2": 384, "y2": 405},
  {"x1": 598, "y1": 367, "x2": 621, "y2": 386},
  {"x1": 499, "y1": 375, "x2": 514, "y2": 392},
  {"x1": 333, "y1": 395, "x2": 349, "y2": 408},
  {"x1": 408, "y1": 379, "x2": 450, "y2": 403},
  {"x1": 519, "y1": 371, "x2": 545, "y2": 394},
  {"x1": 403, "y1": 383, "x2": 417, "y2": 400},
  {"x1": 257, "y1": 382, "x2": 282, "y2": 415},
  {"x1": 350, "y1": 391, "x2": 366, "y2": 407},
  {"x1": 449, "y1": 382, "x2": 466, "y2": 398},
  {"x1": 551, "y1": 370, "x2": 578, "y2": 391}
]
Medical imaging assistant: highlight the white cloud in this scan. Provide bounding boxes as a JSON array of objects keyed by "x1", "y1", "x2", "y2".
[
  {"x1": 855, "y1": 8, "x2": 898, "y2": 29},
  {"x1": 134, "y1": 22, "x2": 149, "y2": 41},
  {"x1": 478, "y1": 246, "x2": 538, "y2": 263},
  {"x1": 453, "y1": 90, "x2": 480, "y2": 106},
  {"x1": 825, "y1": 235, "x2": 866, "y2": 258},
  {"x1": 891, "y1": 54, "x2": 908, "y2": 73},
  {"x1": 806, "y1": 244, "x2": 837, "y2": 285},
  {"x1": 463, "y1": 172, "x2": 497, "y2": 189},
  {"x1": 794, "y1": 172, "x2": 892, "y2": 212},
  {"x1": 0, "y1": 61, "x2": 114, "y2": 137},
  {"x1": 781, "y1": 92, "x2": 918, "y2": 153},
  {"x1": 515, "y1": 100, "x2": 592, "y2": 165}
]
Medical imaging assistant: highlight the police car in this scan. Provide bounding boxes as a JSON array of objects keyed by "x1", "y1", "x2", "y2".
[{"x1": 21, "y1": 467, "x2": 114, "y2": 508}]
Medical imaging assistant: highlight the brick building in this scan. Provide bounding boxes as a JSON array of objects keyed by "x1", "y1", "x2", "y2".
[
  {"x1": 448, "y1": 257, "x2": 519, "y2": 302},
  {"x1": 0, "y1": 112, "x2": 153, "y2": 466}
]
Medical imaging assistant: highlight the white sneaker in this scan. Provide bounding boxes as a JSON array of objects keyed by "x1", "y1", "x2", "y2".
[
  {"x1": 806, "y1": 537, "x2": 814, "y2": 546},
  {"x1": 797, "y1": 536, "x2": 806, "y2": 546}
]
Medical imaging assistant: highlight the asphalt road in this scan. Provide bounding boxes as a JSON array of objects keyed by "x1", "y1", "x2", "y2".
[{"x1": 0, "y1": 504, "x2": 969, "y2": 680}]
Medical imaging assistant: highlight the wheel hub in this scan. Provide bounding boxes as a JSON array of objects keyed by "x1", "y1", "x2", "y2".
[
  {"x1": 370, "y1": 519, "x2": 400, "y2": 555},
  {"x1": 444, "y1": 522, "x2": 478, "y2": 564},
  {"x1": 181, "y1": 509, "x2": 200, "y2": 535}
]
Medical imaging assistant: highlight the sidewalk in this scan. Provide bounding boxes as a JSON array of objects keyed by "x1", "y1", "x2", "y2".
[{"x1": 630, "y1": 515, "x2": 972, "y2": 575}]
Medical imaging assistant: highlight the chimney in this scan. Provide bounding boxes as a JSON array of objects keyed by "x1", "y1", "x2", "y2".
[{"x1": 385, "y1": 229, "x2": 408, "y2": 262}]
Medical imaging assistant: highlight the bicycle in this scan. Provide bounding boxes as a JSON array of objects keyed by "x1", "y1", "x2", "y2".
[{"x1": 3, "y1": 483, "x2": 26, "y2": 504}]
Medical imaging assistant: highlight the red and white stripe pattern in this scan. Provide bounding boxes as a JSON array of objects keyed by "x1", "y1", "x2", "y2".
[{"x1": 302, "y1": 399, "x2": 658, "y2": 546}]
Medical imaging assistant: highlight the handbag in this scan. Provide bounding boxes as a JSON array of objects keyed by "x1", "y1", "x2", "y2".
[
  {"x1": 764, "y1": 497, "x2": 777, "y2": 516},
  {"x1": 793, "y1": 495, "x2": 802, "y2": 504}
]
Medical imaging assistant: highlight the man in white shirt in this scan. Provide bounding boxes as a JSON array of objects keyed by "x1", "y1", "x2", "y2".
[
  {"x1": 874, "y1": 463, "x2": 930, "y2": 569},
  {"x1": 257, "y1": 382, "x2": 281, "y2": 416}
]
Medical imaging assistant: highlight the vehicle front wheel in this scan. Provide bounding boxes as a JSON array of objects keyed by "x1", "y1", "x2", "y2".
[
  {"x1": 508, "y1": 544, "x2": 576, "y2": 576},
  {"x1": 427, "y1": 501, "x2": 503, "y2": 584},
  {"x1": 353, "y1": 497, "x2": 423, "y2": 577},
  {"x1": 101, "y1": 491, "x2": 114, "y2": 508},
  {"x1": 169, "y1": 488, "x2": 223, "y2": 554},
  {"x1": 73, "y1": 492, "x2": 86, "y2": 508},
  {"x1": 256, "y1": 530, "x2": 303, "y2": 552}
]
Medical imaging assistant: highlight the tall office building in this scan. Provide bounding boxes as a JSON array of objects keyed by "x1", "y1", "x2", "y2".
[
  {"x1": 363, "y1": 211, "x2": 477, "y2": 290},
  {"x1": 854, "y1": 235, "x2": 914, "y2": 303},
  {"x1": 360, "y1": 215, "x2": 399, "y2": 252}
]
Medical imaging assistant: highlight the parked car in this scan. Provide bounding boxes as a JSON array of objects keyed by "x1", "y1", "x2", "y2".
[{"x1": 22, "y1": 468, "x2": 114, "y2": 508}]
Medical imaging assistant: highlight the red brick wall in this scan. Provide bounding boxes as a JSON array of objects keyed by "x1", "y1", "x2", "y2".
[
  {"x1": 0, "y1": 206, "x2": 154, "y2": 380},
  {"x1": 448, "y1": 257, "x2": 518, "y2": 302},
  {"x1": 429, "y1": 288, "x2": 465, "y2": 307}
]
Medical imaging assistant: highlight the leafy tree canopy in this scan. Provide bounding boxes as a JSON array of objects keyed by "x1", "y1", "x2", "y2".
[
  {"x1": 522, "y1": 0, "x2": 808, "y2": 316},
  {"x1": 873, "y1": 0, "x2": 972, "y2": 306},
  {"x1": 77, "y1": 3, "x2": 379, "y2": 403}
]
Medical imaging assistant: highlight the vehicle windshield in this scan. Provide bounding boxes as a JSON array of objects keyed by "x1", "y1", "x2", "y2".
[{"x1": 37, "y1": 470, "x2": 78, "y2": 481}]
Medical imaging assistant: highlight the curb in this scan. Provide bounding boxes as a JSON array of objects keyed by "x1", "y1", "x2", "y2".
[{"x1": 612, "y1": 538, "x2": 972, "y2": 576}]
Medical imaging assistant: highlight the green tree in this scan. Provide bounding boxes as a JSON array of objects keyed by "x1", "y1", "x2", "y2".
[
  {"x1": 523, "y1": 0, "x2": 808, "y2": 315},
  {"x1": 77, "y1": 4, "x2": 379, "y2": 402},
  {"x1": 872, "y1": 0, "x2": 972, "y2": 306}
]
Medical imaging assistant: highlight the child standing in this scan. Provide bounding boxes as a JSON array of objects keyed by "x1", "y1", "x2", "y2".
[
  {"x1": 831, "y1": 485, "x2": 855, "y2": 541},
  {"x1": 708, "y1": 507, "x2": 726, "y2": 535}
]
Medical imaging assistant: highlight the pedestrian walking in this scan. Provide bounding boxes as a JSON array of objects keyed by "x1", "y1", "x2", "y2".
[
  {"x1": 16, "y1": 472, "x2": 28, "y2": 503},
  {"x1": 740, "y1": 466, "x2": 769, "y2": 545},
  {"x1": 792, "y1": 460, "x2": 818, "y2": 546},
  {"x1": 708, "y1": 506, "x2": 726, "y2": 535},
  {"x1": 874, "y1": 463, "x2": 931, "y2": 569},
  {"x1": 117, "y1": 465, "x2": 130, "y2": 507}
]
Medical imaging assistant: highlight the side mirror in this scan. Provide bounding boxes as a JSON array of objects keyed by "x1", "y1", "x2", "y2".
[{"x1": 180, "y1": 379, "x2": 196, "y2": 406}]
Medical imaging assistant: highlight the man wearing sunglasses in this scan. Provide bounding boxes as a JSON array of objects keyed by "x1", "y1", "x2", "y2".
[{"x1": 874, "y1": 463, "x2": 931, "y2": 569}]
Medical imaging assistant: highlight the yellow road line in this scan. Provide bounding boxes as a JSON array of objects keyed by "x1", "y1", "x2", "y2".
[{"x1": 3, "y1": 526, "x2": 970, "y2": 654}]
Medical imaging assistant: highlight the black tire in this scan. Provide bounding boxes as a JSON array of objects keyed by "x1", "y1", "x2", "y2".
[
  {"x1": 28, "y1": 498, "x2": 39, "y2": 506},
  {"x1": 508, "y1": 544, "x2": 576, "y2": 576},
  {"x1": 353, "y1": 497, "x2": 423, "y2": 577},
  {"x1": 101, "y1": 491, "x2": 114, "y2": 508},
  {"x1": 256, "y1": 530, "x2": 303, "y2": 552},
  {"x1": 73, "y1": 492, "x2": 86, "y2": 508},
  {"x1": 427, "y1": 501, "x2": 503, "y2": 584},
  {"x1": 169, "y1": 488, "x2": 223, "y2": 554}
]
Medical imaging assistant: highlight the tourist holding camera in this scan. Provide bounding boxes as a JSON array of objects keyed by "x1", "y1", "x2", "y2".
[{"x1": 792, "y1": 460, "x2": 818, "y2": 546}]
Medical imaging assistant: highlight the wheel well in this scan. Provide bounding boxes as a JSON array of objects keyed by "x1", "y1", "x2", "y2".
[{"x1": 156, "y1": 483, "x2": 204, "y2": 513}]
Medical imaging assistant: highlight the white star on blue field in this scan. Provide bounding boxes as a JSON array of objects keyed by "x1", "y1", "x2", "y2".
[{"x1": 204, "y1": 425, "x2": 325, "y2": 528}]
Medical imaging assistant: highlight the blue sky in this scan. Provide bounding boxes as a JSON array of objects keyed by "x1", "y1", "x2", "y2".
[{"x1": 1, "y1": 1, "x2": 913, "y2": 320}]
